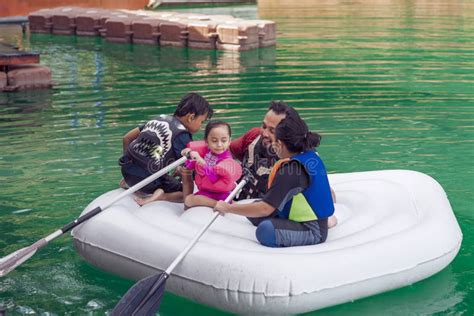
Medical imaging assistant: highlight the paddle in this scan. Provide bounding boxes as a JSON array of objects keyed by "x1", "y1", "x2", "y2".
[
  {"x1": 111, "y1": 178, "x2": 248, "y2": 315},
  {"x1": 146, "y1": 0, "x2": 161, "y2": 9},
  {"x1": 0, "y1": 156, "x2": 187, "y2": 277}
]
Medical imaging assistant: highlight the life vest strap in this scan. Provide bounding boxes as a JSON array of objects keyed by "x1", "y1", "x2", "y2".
[{"x1": 267, "y1": 158, "x2": 290, "y2": 189}]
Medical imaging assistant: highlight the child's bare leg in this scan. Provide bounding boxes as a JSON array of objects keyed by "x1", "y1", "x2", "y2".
[
  {"x1": 160, "y1": 191, "x2": 184, "y2": 203},
  {"x1": 184, "y1": 194, "x2": 217, "y2": 209},
  {"x1": 179, "y1": 167, "x2": 194, "y2": 208},
  {"x1": 135, "y1": 188, "x2": 164, "y2": 206},
  {"x1": 181, "y1": 167, "x2": 194, "y2": 200}
]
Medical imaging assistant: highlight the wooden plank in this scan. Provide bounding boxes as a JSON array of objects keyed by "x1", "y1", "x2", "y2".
[
  {"x1": 0, "y1": 16, "x2": 28, "y2": 25},
  {"x1": 0, "y1": 42, "x2": 40, "y2": 66}
]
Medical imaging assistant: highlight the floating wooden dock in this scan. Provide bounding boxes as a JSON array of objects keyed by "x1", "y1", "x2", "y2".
[
  {"x1": 28, "y1": 7, "x2": 276, "y2": 51},
  {"x1": 0, "y1": 42, "x2": 51, "y2": 92},
  {"x1": 0, "y1": 16, "x2": 28, "y2": 33},
  {"x1": 0, "y1": 42, "x2": 39, "y2": 66}
]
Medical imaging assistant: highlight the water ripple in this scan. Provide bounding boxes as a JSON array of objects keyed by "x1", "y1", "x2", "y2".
[{"x1": 0, "y1": 1, "x2": 473, "y2": 315}]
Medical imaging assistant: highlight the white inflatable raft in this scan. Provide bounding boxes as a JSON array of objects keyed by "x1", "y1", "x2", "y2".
[{"x1": 72, "y1": 170, "x2": 462, "y2": 314}]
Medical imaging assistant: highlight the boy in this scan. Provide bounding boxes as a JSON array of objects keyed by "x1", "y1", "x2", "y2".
[{"x1": 119, "y1": 92, "x2": 212, "y2": 205}]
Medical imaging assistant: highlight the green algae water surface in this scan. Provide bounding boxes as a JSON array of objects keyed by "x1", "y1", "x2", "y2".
[{"x1": 1, "y1": 1, "x2": 473, "y2": 314}]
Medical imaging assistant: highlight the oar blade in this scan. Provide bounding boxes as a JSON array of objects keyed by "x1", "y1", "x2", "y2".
[
  {"x1": 111, "y1": 272, "x2": 168, "y2": 315},
  {"x1": 0, "y1": 246, "x2": 37, "y2": 277}
]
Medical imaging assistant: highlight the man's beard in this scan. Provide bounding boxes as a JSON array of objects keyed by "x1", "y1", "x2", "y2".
[{"x1": 261, "y1": 137, "x2": 271, "y2": 147}]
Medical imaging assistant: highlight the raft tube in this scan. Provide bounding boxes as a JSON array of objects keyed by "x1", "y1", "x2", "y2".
[{"x1": 72, "y1": 170, "x2": 462, "y2": 314}]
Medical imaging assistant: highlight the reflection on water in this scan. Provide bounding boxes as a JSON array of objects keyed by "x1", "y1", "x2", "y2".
[
  {"x1": 0, "y1": 2, "x2": 473, "y2": 315},
  {"x1": 0, "y1": 90, "x2": 53, "y2": 131},
  {"x1": 100, "y1": 41, "x2": 276, "y2": 74},
  {"x1": 258, "y1": 0, "x2": 474, "y2": 18},
  {"x1": 318, "y1": 267, "x2": 464, "y2": 316},
  {"x1": 216, "y1": 47, "x2": 276, "y2": 74},
  {"x1": 0, "y1": 25, "x2": 30, "y2": 50}
]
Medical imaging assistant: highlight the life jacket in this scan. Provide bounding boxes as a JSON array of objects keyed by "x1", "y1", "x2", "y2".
[
  {"x1": 268, "y1": 151, "x2": 334, "y2": 221},
  {"x1": 187, "y1": 141, "x2": 242, "y2": 193},
  {"x1": 237, "y1": 135, "x2": 279, "y2": 200},
  {"x1": 127, "y1": 115, "x2": 190, "y2": 173}
]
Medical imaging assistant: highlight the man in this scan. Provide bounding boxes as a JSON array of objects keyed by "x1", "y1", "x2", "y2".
[
  {"x1": 230, "y1": 101, "x2": 290, "y2": 200},
  {"x1": 230, "y1": 101, "x2": 337, "y2": 227}
]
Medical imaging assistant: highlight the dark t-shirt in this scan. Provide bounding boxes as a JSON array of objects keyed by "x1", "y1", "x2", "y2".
[
  {"x1": 262, "y1": 160, "x2": 328, "y2": 236},
  {"x1": 262, "y1": 161, "x2": 309, "y2": 212}
]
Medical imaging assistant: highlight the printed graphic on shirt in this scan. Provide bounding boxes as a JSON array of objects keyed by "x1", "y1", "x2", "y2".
[
  {"x1": 204, "y1": 151, "x2": 219, "y2": 167},
  {"x1": 132, "y1": 119, "x2": 172, "y2": 166}
]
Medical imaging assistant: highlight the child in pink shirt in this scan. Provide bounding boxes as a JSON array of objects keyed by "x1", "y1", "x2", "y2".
[{"x1": 181, "y1": 121, "x2": 242, "y2": 209}]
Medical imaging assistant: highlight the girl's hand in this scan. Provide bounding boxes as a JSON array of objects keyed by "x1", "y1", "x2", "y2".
[
  {"x1": 195, "y1": 157, "x2": 206, "y2": 166},
  {"x1": 214, "y1": 200, "x2": 230, "y2": 214},
  {"x1": 189, "y1": 151, "x2": 205, "y2": 166},
  {"x1": 181, "y1": 148, "x2": 192, "y2": 158}
]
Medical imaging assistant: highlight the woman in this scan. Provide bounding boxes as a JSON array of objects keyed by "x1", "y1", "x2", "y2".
[{"x1": 215, "y1": 112, "x2": 335, "y2": 247}]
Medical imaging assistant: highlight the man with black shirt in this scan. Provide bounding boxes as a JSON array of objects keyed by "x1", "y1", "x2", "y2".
[
  {"x1": 230, "y1": 101, "x2": 337, "y2": 228},
  {"x1": 230, "y1": 101, "x2": 290, "y2": 200}
]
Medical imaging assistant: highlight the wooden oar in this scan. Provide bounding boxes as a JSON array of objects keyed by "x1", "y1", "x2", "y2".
[
  {"x1": 111, "y1": 178, "x2": 248, "y2": 315},
  {"x1": 0, "y1": 156, "x2": 187, "y2": 277}
]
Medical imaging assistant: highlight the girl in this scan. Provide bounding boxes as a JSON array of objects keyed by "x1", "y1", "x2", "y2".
[
  {"x1": 181, "y1": 121, "x2": 242, "y2": 208},
  {"x1": 215, "y1": 112, "x2": 335, "y2": 247}
]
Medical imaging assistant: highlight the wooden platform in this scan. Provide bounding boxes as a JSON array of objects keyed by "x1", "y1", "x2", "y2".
[
  {"x1": 26, "y1": 7, "x2": 276, "y2": 51},
  {"x1": 0, "y1": 42, "x2": 39, "y2": 66},
  {"x1": 0, "y1": 42, "x2": 51, "y2": 91}
]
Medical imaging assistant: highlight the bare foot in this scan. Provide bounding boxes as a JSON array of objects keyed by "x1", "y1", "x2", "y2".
[
  {"x1": 328, "y1": 215, "x2": 338, "y2": 229},
  {"x1": 135, "y1": 188, "x2": 164, "y2": 206}
]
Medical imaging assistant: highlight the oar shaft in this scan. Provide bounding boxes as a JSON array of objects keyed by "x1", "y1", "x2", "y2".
[
  {"x1": 165, "y1": 179, "x2": 247, "y2": 275},
  {"x1": 165, "y1": 213, "x2": 219, "y2": 275},
  {"x1": 129, "y1": 178, "x2": 248, "y2": 314},
  {"x1": 61, "y1": 206, "x2": 103, "y2": 233},
  {"x1": 60, "y1": 156, "x2": 187, "y2": 235},
  {"x1": 0, "y1": 156, "x2": 187, "y2": 277},
  {"x1": 102, "y1": 156, "x2": 187, "y2": 210}
]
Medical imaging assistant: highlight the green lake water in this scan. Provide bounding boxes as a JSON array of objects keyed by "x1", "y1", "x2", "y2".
[{"x1": 1, "y1": 1, "x2": 473, "y2": 314}]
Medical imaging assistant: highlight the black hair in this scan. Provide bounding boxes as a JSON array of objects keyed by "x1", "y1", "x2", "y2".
[
  {"x1": 268, "y1": 100, "x2": 292, "y2": 116},
  {"x1": 267, "y1": 100, "x2": 301, "y2": 122},
  {"x1": 275, "y1": 112, "x2": 321, "y2": 153},
  {"x1": 204, "y1": 120, "x2": 232, "y2": 139},
  {"x1": 174, "y1": 92, "x2": 213, "y2": 119}
]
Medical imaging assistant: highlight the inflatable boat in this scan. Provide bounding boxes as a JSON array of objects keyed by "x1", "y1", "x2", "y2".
[{"x1": 72, "y1": 170, "x2": 462, "y2": 314}]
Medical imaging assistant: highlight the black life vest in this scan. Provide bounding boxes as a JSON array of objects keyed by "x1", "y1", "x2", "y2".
[
  {"x1": 236, "y1": 135, "x2": 279, "y2": 200},
  {"x1": 127, "y1": 115, "x2": 189, "y2": 173}
]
